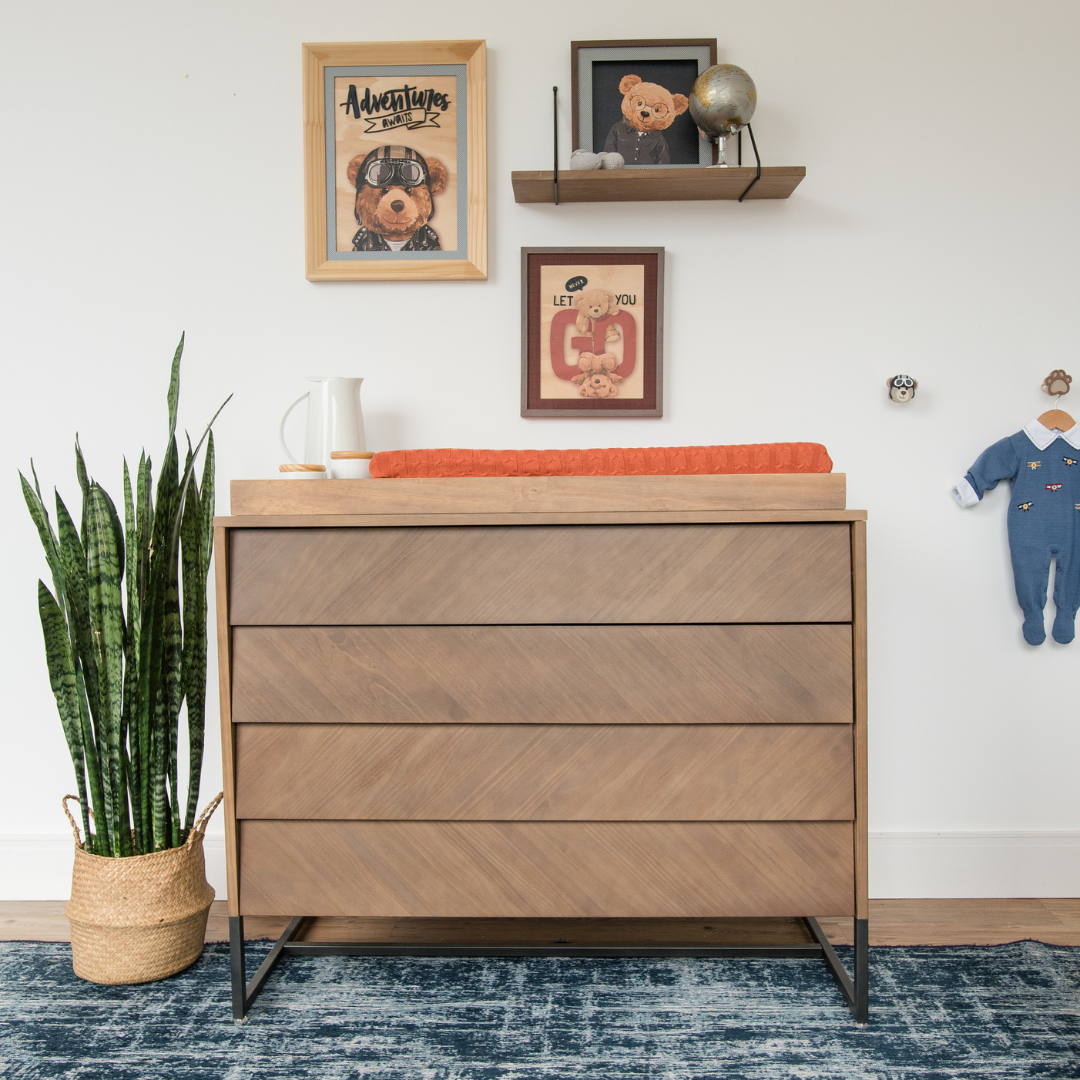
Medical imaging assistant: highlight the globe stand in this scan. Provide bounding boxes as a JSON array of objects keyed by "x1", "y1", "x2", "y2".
[{"x1": 704, "y1": 125, "x2": 760, "y2": 198}]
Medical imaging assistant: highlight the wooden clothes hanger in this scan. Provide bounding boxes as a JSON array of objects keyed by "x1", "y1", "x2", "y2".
[{"x1": 1038, "y1": 405, "x2": 1075, "y2": 431}]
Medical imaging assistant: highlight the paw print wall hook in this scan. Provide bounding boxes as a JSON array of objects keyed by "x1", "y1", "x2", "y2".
[
  {"x1": 887, "y1": 374, "x2": 917, "y2": 402},
  {"x1": 1042, "y1": 370, "x2": 1072, "y2": 398}
]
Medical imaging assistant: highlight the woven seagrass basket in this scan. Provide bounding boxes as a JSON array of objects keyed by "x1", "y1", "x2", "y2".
[{"x1": 63, "y1": 792, "x2": 222, "y2": 985}]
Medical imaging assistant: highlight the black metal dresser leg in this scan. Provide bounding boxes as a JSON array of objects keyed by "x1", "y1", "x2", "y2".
[
  {"x1": 853, "y1": 917, "x2": 869, "y2": 1024},
  {"x1": 229, "y1": 916, "x2": 247, "y2": 1020}
]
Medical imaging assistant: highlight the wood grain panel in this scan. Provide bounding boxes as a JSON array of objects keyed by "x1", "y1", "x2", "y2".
[
  {"x1": 229, "y1": 474, "x2": 846, "y2": 516},
  {"x1": 218, "y1": 510, "x2": 868, "y2": 528},
  {"x1": 231, "y1": 624, "x2": 852, "y2": 726},
  {"x1": 231, "y1": 914, "x2": 820, "y2": 947},
  {"x1": 234, "y1": 724, "x2": 853, "y2": 821},
  {"x1": 510, "y1": 166, "x2": 806, "y2": 203},
  {"x1": 213, "y1": 526, "x2": 241, "y2": 916},
  {"x1": 238, "y1": 820, "x2": 855, "y2": 918},
  {"x1": 228, "y1": 524, "x2": 852, "y2": 625},
  {"x1": 852, "y1": 520, "x2": 869, "y2": 921}
]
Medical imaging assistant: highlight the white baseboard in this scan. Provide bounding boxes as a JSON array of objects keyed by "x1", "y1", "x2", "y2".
[
  {"x1": 2, "y1": 831, "x2": 1078, "y2": 901},
  {"x1": 868, "y1": 831, "x2": 1080, "y2": 898}
]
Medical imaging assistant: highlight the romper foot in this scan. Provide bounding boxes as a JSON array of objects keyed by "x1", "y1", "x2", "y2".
[
  {"x1": 1022, "y1": 613, "x2": 1047, "y2": 646},
  {"x1": 1052, "y1": 611, "x2": 1075, "y2": 645}
]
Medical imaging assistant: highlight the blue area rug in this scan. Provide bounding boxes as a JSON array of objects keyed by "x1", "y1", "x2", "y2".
[{"x1": 1, "y1": 941, "x2": 1078, "y2": 1078}]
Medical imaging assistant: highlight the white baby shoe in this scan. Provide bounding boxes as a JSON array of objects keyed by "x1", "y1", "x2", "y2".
[
  {"x1": 598, "y1": 153, "x2": 625, "y2": 169},
  {"x1": 569, "y1": 149, "x2": 602, "y2": 170}
]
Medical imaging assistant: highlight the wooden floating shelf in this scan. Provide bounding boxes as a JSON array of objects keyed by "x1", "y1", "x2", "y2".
[{"x1": 511, "y1": 165, "x2": 805, "y2": 204}]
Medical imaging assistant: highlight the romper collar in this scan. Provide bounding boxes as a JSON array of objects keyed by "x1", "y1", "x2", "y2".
[{"x1": 1023, "y1": 418, "x2": 1080, "y2": 451}]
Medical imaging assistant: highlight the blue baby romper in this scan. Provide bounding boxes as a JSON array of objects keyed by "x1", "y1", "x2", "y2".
[{"x1": 952, "y1": 418, "x2": 1080, "y2": 645}]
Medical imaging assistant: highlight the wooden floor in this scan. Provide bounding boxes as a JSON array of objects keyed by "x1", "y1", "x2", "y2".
[{"x1": 3, "y1": 899, "x2": 1079, "y2": 946}]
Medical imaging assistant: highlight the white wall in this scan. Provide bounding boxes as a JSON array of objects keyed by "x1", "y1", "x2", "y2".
[{"x1": 2, "y1": 0, "x2": 1078, "y2": 900}]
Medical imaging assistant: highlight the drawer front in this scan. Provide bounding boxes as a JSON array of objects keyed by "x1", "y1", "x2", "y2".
[
  {"x1": 234, "y1": 723, "x2": 854, "y2": 821},
  {"x1": 238, "y1": 820, "x2": 855, "y2": 918},
  {"x1": 228, "y1": 524, "x2": 852, "y2": 625},
  {"x1": 230, "y1": 624, "x2": 853, "y2": 725}
]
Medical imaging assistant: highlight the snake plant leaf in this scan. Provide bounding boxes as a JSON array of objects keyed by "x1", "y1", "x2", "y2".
[
  {"x1": 200, "y1": 432, "x2": 215, "y2": 567},
  {"x1": 137, "y1": 560, "x2": 165, "y2": 849},
  {"x1": 146, "y1": 435, "x2": 182, "y2": 848},
  {"x1": 173, "y1": 398, "x2": 231, "y2": 538},
  {"x1": 20, "y1": 472, "x2": 65, "y2": 601},
  {"x1": 160, "y1": 437, "x2": 184, "y2": 850},
  {"x1": 52, "y1": 491, "x2": 112, "y2": 855},
  {"x1": 133, "y1": 452, "x2": 154, "y2": 844},
  {"x1": 37, "y1": 580, "x2": 94, "y2": 851},
  {"x1": 136, "y1": 452, "x2": 151, "y2": 605},
  {"x1": 86, "y1": 483, "x2": 131, "y2": 855},
  {"x1": 75, "y1": 436, "x2": 90, "y2": 543},
  {"x1": 55, "y1": 493, "x2": 101, "y2": 731},
  {"x1": 167, "y1": 334, "x2": 184, "y2": 440},
  {"x1": 163, "y1": 560, "x2": 183, "y2": 849},
  {"x1": 96, "y1": 480, "x2": 132, "y2": 852},
  {"x1": 97, "y1": 483, "x2": 126, "y2": 587},
  {"x1": 122, "y1": 460, "x2": 144, "y2": 852},
  {"x1": 180, "y1": 463, "x2": 205, "y2": 834}
]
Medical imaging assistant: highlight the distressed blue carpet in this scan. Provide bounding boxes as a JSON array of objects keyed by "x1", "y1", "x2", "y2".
[{"x1": 1, "y1": 941, "x2": 1078, "y2": 1078}]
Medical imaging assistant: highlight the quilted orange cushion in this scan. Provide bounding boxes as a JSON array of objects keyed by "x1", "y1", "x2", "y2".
[{"x1": 369, "y1": 444, "x2": 832, "y2": 478}]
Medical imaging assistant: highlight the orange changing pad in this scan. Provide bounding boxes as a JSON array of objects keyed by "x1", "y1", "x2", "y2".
[{"x1": 369, "y1": 443, "x2": 832, "y2": 478}]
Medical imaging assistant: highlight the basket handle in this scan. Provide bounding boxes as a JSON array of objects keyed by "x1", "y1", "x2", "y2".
[
  {"x1": 62, "y1": 793, "x2": 222, "y2": 850},
  {"x1": 61, "y1": 794, "x2": 94, "y2": 848},
  {"x1": 186, "y1": 792, "x2": 224, "y2": 846}
]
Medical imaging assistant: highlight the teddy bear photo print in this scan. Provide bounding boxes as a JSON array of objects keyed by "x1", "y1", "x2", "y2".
[
  {"x1": 302, "y1": 41, "x2": 487, "y2": 280},
  {"x1": 521, "y1": 248, "x2": 664, "y2": 417},
  {"x1": 572, "y1": 40, "x2": 718, "y2": 167}
]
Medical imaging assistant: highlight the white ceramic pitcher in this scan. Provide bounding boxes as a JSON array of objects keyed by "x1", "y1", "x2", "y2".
[{"x1": 279, "y1": 377, "x2": 366, "y2": 473}]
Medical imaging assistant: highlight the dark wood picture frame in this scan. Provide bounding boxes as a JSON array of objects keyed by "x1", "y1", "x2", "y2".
[
  {"x1": 571, "y1": 39, "x2": 718, "y2": 168},
  {"x1": 521, "y1": 247, "x2": 664, "y2": 418}
]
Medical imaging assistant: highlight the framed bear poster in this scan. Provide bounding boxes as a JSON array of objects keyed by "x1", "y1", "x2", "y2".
[
  {"x1": 521, "y1": 247, "x2": 664, "y2": 418},
  {"x1": 571, "y1": 39, "x2": 717, "y2": 167},
  {"x1": 302, "y1": 40, "x2": 487, "y2": 281}
]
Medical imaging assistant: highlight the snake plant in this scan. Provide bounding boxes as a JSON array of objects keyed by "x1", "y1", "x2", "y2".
[{"x1": 21, "y1": 335, "x2": 230, "y2": 855}]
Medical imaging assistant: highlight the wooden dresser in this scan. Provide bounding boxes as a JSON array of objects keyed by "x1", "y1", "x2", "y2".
[{"x1": 215, "y1": 474, "x2": 867, "y2": 1019}]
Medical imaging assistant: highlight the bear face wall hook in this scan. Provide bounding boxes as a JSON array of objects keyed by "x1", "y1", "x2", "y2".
[{"x1": 887, "y1": 374, "x2": 917, "y2": 403}]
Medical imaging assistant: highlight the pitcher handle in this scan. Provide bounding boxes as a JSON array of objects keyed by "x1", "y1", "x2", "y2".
[{"x1": 279, "y1": 392, "x2": 309, "y2": 465}]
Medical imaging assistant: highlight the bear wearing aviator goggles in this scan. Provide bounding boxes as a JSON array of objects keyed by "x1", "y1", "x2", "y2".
[{"x1": 346, "y1": 145, "x2": 449, "y2": 252}]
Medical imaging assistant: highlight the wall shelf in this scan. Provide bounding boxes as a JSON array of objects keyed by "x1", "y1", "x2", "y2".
[{"x1": 511, "y1": 166, "x2": 805, "y2": 204}]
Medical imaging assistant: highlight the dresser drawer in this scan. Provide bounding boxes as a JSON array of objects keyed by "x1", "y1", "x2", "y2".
[
  {"x1": 228, "y1": 524, "x2": 852, "y2": 625},
  {"x1": 238, "y1": 820, "x2": 856, "y2": 918},
  {"x1": 234, "y1": 723, "x2": 854, "y2": 821},
  {"x1": 231, "y1": 624, "x2": 853, "y2": 726}
]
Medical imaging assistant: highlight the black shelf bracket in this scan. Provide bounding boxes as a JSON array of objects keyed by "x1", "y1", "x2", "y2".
[
  {"x1": 552, "y1": 86, "x2": 559, "y2": 205},
  {"x1": 737, "y1": 123, "x2": 762, "y2": 202}
]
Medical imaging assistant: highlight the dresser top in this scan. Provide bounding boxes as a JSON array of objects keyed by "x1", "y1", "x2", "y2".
[{"x1": 216, "y1": 474, "x2": 865, "y2": 527}]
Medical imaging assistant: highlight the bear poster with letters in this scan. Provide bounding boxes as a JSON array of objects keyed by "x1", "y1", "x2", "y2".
[
  {"x1": 303, "y1": 41, "x2": 487, "y2": 281},
  {"x1": 522, "y1": 248, "x2": 664, "y2": 418}
]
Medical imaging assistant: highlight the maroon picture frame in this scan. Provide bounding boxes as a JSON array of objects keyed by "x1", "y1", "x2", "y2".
[{"x1": 521, "y1": 247, "x2": 664, "y2": 418}]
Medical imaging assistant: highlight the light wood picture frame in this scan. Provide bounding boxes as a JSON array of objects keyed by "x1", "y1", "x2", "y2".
[
  {"x1": 303, "y1": 40, "x2": 487, "y2": 281},
  {"x1": 521, "y1": 247, "x2": 664, "y2": 418}
]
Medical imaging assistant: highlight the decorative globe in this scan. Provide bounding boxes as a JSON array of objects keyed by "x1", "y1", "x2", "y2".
[{"x1": 689, "y1": 64, "x2": 757, "y2": 140}]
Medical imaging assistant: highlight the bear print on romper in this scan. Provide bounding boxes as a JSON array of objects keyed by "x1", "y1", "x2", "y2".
[
  {"x1": 603, "y1": 75, "x2": 689, "y2": 165},
  {"x1": 953, "y1": 418, "x2": 1080, "y2": 644}
]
